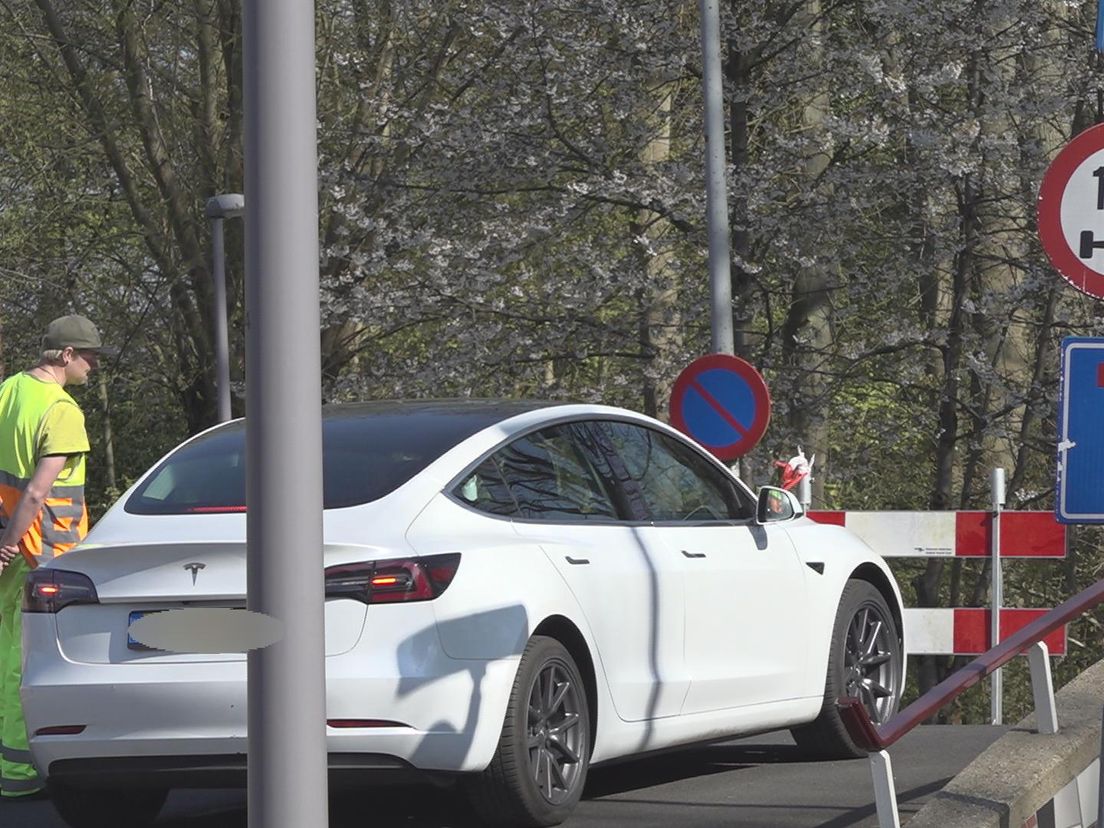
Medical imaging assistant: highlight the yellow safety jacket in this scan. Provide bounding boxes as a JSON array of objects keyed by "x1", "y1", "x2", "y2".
[{"x1": 0, "y1": 373, "x2": 89, "y2": 567}]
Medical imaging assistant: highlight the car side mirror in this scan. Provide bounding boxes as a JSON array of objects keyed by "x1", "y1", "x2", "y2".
[{"x1": 756, "y1": 486, "x2": 804, "y2": 524}]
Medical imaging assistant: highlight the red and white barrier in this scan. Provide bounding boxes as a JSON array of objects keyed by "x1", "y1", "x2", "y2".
[
  {"x1": 807, "y1": 511, "x2": 1068, "y2": 656},
  {"x1": 904, "y1": 608, "x2": 1067, "y2": 656},
  {"x1": 807, "y1": 511, "x2": 1066, "y2": 558}
]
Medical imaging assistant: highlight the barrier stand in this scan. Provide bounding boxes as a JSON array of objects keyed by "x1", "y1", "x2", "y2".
[
  {"x1": 871, "y1": 751, "x2": 901, "y2": 828},
  {"x1": 1027, "y1": 641, "x2": 1058, "y2": 734},
  {"x1": 991, "y1": 467, "x2": 1005, "y2": 725}
]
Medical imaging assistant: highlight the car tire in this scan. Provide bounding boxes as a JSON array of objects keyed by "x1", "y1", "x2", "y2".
[
  {"x1": 791, "y1": 579, "x2": 902, "y2": 759},
  {"x1": 46, "y1": 780, "x2": 168, "y2": 828},
  {"x1": 465, "y1": 635, "x2": 591, "y2": 827}
]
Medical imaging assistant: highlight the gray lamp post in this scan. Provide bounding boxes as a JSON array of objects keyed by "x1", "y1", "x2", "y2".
[
  {"x1": 205, "y1": 193, "x2": 245, "y2": 422},
  {"x1": 699, "y1": 0, "x2": 733, "y2": 356}
]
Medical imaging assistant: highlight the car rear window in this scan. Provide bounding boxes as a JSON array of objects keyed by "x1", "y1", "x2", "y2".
[{"x1": 124, "y1": 406, "x2": 513, "y2": 514}]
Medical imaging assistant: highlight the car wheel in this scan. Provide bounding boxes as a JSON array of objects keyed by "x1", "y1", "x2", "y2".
[
  {"x1": 791, "y1": 579, "x2": 902, "y2": 759},
  {"x1": 46, "y1": 781, "x2": 168, "y2": 828},
  {"x1": 466, "y1": 635, "x2": 591, "y2": 827}
]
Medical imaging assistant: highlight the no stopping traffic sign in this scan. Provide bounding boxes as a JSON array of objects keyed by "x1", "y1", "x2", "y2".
[{"x1": 669, "y1": 354, "x2": 771, "y2": 461}]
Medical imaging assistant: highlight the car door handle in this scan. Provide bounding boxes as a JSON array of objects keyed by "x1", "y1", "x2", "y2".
[
  {"x1": 681, "y1": 550, "x2": 707, "y2": 559},
  {"x1": 565, "y1": 556, "x2": 590, "y2": 565}
]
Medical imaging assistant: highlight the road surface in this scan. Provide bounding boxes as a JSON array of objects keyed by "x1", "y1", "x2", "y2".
[{"x1": 5, "y1": 725, "x2": 1008, "y2": 828}]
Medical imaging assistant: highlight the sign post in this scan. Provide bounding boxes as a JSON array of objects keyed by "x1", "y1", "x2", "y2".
[{"x1": 697, "y1": 0, "x2": 734, "y2": 356}]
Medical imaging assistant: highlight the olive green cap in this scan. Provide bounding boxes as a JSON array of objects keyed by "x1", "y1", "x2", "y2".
[{"x1": 43, "y1": 315, "x2": 117, "y2": 356}]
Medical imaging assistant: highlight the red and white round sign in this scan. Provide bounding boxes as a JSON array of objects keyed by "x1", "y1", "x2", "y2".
[{"x1": 1038, "y1": 123, "x2": 1104, "y2": 301}]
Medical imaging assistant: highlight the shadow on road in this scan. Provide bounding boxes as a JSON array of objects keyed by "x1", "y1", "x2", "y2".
[
  {"x1": 581, "y1": 740, "x2": 802, "y2": 798},
  {"x1": 144, "y1": 742, "x2": 813, "y2": 827},
  {"x1": 808, "y1": 778, "x2": 952, "y2": 828}
]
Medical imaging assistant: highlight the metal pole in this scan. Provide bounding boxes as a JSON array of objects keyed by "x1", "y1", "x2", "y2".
[
  {"x1": 243, "y1": 1, "x2": 328, "y2": 827},
  {"x1": 699, "y1": 0, "x2": 734, "y2": 355},
  {"x1": 210, "y1": 216, "x2": 232, "y2": 422},
  {"x1": 990, "y1": 467, "x2": 1005, "y2": 725},
  {"x1": 206, "y1": 193, "x2": 243, "y2": 422}
]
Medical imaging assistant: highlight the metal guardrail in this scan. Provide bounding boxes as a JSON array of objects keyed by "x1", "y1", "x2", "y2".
[
  {"x1": 835, "y1": 576, "x2": 1104, "y2": 827},
  {"x1": 839, "y1": 577, "x2": 1104, "y2": 751}
]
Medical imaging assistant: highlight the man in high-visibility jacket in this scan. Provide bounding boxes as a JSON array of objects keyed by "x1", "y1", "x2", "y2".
[{"x1": 0, "y1": 314, "x2": 112, "y2": 800}]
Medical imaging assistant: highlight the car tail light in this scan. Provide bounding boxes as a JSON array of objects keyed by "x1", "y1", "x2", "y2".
[
  {"x1": 324, "y1": 553, "x2": 460, "y2": 605},
  {"x1": 23, "y1": 569, "x2": 99, "y2": 613}
]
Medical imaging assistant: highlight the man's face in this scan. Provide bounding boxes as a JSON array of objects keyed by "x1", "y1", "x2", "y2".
[{"x1": 64, "y1": 348, "x2": 99, "y2": 385}]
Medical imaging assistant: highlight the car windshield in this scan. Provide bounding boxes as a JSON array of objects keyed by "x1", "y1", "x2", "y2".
[{"x1": 125, "y1": 401, "x2": 547, "y2": 514}]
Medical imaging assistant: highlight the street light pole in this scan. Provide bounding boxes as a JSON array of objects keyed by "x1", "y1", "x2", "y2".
[
  {"x1": 205, "y1": 193, "x2": 244, "y2": 423},
  {"x1": 699, "y1": 0, "x2": 734, "y2": 356},
  {"x1": 243, "y1": 0, "x2": 328, "y2": 826}
]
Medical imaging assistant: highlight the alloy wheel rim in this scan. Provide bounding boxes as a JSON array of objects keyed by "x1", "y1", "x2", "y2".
[
  {"x1": 526, "y1": 660, "x2": 585, "y2": 805},
  {"x1": 844, "y1": 603, "x2": 899, "y2": 724}
]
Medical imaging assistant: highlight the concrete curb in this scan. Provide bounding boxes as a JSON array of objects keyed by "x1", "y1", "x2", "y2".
[{"x1": 906, "y1": 659, "x2": 1104, "y2": 828}]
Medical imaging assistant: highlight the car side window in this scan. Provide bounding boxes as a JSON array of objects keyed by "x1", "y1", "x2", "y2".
[
  {"x1": 596, "y1": 421, "x2": 754, "y2": 522},
  {"x1": 453, "y1": 456, "x2": 518, "y2": 516},
  {"x1": 492, "y1": 425, "x2": 620, "y2": 522}
]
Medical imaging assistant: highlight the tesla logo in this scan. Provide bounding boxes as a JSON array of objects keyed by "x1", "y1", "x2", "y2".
[{"x1": 183, "y1": 562, "x2": 206, "y2": 586}]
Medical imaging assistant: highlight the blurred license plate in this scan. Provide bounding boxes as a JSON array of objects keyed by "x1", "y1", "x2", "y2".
[{"x1": 127, "y1": 610, "x2": 163, "y2": 651}]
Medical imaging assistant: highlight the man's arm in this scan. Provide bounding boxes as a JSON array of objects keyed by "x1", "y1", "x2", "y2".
[{"x1": 0, "y1": 454, "x2": 69, "y2": 572}]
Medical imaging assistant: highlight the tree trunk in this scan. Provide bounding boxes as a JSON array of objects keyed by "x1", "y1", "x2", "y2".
[
  {"x1": 637, "y1": 72, "x2": 681, "y2": 420},
  {"x1": 780, "y1": 0, "x2": 833, "y2": 506}
]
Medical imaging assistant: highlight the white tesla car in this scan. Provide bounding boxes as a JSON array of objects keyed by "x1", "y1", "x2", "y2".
[{"x1": 21, "y1": 401, "x2": 905, "y2": 828}]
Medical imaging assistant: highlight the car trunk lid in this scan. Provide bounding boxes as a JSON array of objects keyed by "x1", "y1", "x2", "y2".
[{"x1": 45, "y1": 541, "x2": 371, "y2": 664}]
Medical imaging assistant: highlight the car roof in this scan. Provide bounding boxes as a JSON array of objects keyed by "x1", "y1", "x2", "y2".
[
  {"x1": 200, "y1": 399, "x2": 572, "y2": 434},
  {"x1": 320, "y1": 398, "x2": 571, "y2": 420},
  {"x1": 187, "y1": 399, "x2": 569, "y2": 441}
]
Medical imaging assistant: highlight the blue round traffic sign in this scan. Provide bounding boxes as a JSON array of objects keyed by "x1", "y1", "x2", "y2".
[{"x1": 669, "y1": 354, "x2": 771, "y2": 460}]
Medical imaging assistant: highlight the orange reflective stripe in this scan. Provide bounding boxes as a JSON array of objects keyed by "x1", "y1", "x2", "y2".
[
  {"x1": 47, "y1": 541, "x2": 77, "y2": 557},
  {"x1": 14, "y1": 491, "x2": 87, "y2": 562},
  {"x1": 0, "y1": 483, "x2": 19, "y2": 522},
  {"x1": 20, "y1": 522, "x2": 43, "y2": 557}
]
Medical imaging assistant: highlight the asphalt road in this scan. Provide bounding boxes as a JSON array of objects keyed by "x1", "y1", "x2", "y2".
[{"x1": 3, "y1": 725, "x2": 1008, "y2": 828}]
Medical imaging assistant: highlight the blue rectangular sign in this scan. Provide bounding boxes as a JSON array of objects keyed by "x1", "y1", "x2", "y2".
[
  {"x1": 1098, "y1": 0, "x2": 1104, "y2": 52},
  {"x1": 1057, "y1": 338, "x2": 1104, "y2": 523}
]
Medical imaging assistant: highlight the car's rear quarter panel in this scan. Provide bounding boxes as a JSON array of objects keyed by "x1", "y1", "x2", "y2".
[{"x1": 405, "y1": 491, "x2": 615, "y2": 766}]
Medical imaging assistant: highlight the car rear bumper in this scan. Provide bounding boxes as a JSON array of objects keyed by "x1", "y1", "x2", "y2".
[
  {"x1": 45, "y1": 753, "x2": 451, "y2": 790},
  {"x1": 22, "y1": 612, "x2": 521, "y2": 778}
]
